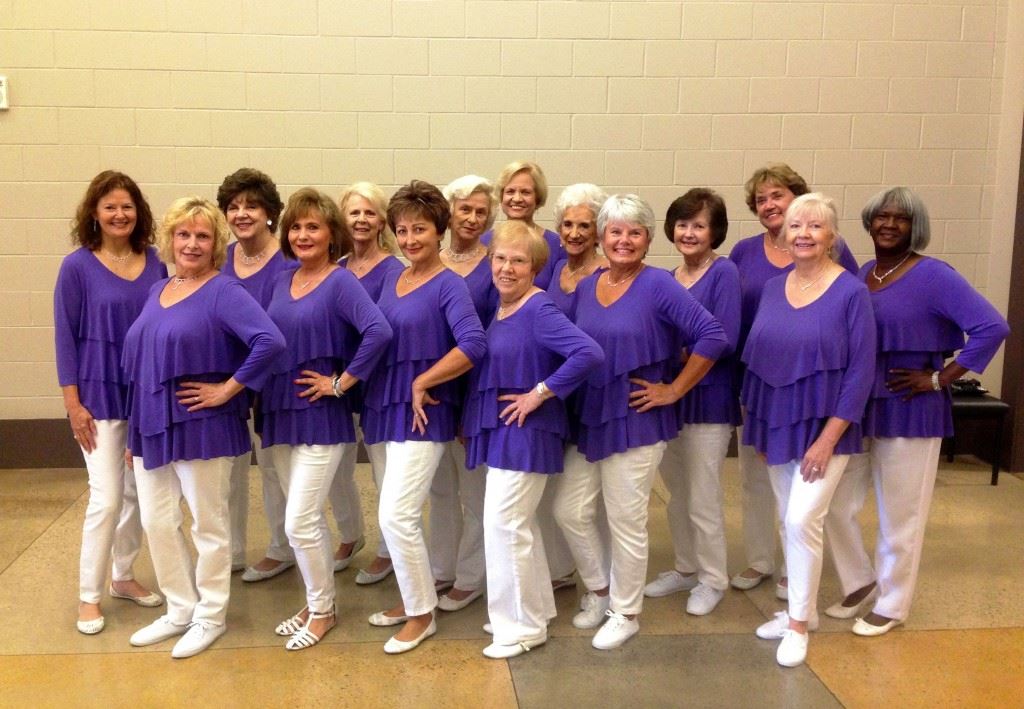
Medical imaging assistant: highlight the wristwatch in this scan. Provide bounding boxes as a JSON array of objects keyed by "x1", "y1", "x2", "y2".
[{"x1": 535, "y1": 381, "x2": 551, "y2": 399}]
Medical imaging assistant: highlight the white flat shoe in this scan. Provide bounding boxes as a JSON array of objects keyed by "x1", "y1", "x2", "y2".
[
  {"x1": 77, "y1": 616, "x2": 105, "y2": 635},
  {"x1": 437, "y1": 588, "x2": 484, "y2": 612},
  {"x1": 286, "y1": 609, "x2": 335, "y2": 651},
  {"x1": 242, "y1": 560, "x2": 295, "y2": 583},
  {"x1": 275, "y1": 607, "x2": 308, "y2": 636},
  {"x1": 483, "y1": 636, "x2": 546, "y2": 659},
  {"x1": 355, "y1": 562, "x2": 394, "y2": 585},
  {"x1": 109, "y1": 586, "x2": 164, "y2": 608},
  {"x1": 825, "y1": 586, "x2": 878, "y2": 619},
  {"x1": 852, "y1": 616, "x2": 902, "y2": 637},
  {"x1": 333, "y1": 537, "x2": 366, "y2": 573},
  {"x1": 383, "y1": 618, "x2": 436, "y2": 655},
  {"x1": 369, "y1": 611, "x2": 409, "y2": 627}
]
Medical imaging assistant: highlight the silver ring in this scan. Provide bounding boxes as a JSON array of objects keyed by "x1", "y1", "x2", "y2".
[{"x1": 811, "y1": 466, "x2": 821, "y2": 472}]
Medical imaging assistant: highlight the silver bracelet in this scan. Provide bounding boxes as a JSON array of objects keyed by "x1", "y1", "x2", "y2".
[
  {"x1": 332, "y1": 374, "x2": 344, "y2": 398},
  {"x1": 931, "y1": 370, "x2": 941, "y2": 391}
]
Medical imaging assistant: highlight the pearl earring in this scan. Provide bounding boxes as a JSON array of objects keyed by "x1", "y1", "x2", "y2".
[{"x1": 267, "y1": 220, "x2": 272, "y2": 226}]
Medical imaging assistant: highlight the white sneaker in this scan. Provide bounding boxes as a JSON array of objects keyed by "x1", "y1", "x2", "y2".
[
  {"x1": 591, "y1": 610, "x2": 639, "y2": 650},
  {"x1": 129, "y1": 615, "x2": 189, "y2": 647},
  {"x1": 686, "y1": 583, "x2": 724, "y2": 616},
  {"x1": 776, "y1": 629, "x2": 809, "y2": 667},
  {"x1": 755, "y1": 611, "x2": 819, "y2": 640},
  {"x1": 644, "y1": 570, "x2": 699, "y2": 598},
  {"x1": 572, "y1": 592, "x2": 610, "y2": 629},
  {"x1": 171, "y1": 621, "x2": 226, "y2": 659}
]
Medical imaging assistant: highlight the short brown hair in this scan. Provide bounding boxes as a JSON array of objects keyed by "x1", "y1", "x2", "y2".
[
  {"x1": 71, "y1": 171, "x2": 154, "y2": 253},
  {"x1": 216, "y1": 168, "x2": 284, "y2": 232},
  {"x1": 156, "y1": 197, "x2": 230, "y2": 269},
  {"x1": 386, "y1": 180, "x2": 450, "y2": 235},
  {"x1": 664, "y1": 188, "x2": 729, "y2": 249},
  {"x1": 744, "y1": 163, "x2": 810, "y2": 214},
  {"x1": 279, "y1": 187, "x2": 351, "y2": 262},
  {"x1": 489, "y1": 221, "x2": 549, "y2": 274}
]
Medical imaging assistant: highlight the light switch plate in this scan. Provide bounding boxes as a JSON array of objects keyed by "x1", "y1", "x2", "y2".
[{"x1": 0, "y1": 76, "x2": 9, "y2": 110}]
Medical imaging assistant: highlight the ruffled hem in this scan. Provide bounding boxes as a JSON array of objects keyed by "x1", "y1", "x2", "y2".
[
  {"x1": 260, "y1": 407, "x2": 357, "y2": 447},
  {"x1": 576, "y1": 361, "x2": 677, "y2": 427},
  {"x1": 863, "y1": 395, "x2": 953, "y2": 439},
  {"x1": 465, "y1": 428, "x2": 566, "y2": 474},
  {"x1": 740, "y1": 369, "x2": 848, "y2": 427},
  {"x1": 127, "y1": 373, "x2": 250, "y2": 437},
  {"x1": 576, "y1": 408, "x2": 678, "y2": 463},
  {"x1": 76, "y1": 379, "x2": 128, "y2": 420},
  {"x1": 361, "y1": 402, "x2": 459, "y2": 445},
  {"x1": 461, "y1": 387, "x2": 568, "y2": 438},
  {"x1": 364, "y1": 360, "x2": 464, "y2": 409},
  {"x1": 677, "y1": 386, "x2": 741, "y2": 426},
  {"x1": 77, "y1": 337, "x2": 128, "y2": 386},
  {"x1": 741, "y1": 415, "x2": 865, "y2": 466},
  {"x1": 130, "y1": 414, "x2": 250, "y2": 470},
  {"x1": 261, "y1": 359, "x2": 356, "y2": 412}
]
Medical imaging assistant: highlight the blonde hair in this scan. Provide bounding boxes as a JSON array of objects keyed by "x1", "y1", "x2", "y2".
[
  {"x1": 495, "y1": 160, "x2": 549, "y2": 208},
  {"x1": 783, "y1": 192, "x2": 845, "y2": 261},
  {"x1": 157, "y1": 196, "x2": 230, "y2": 269},
  {"x1": 489, "y1": 221, "x2": 549, "y2": 274},
  {"x1": 338, "y1": 181, "x2": 398, "y2": 254}
]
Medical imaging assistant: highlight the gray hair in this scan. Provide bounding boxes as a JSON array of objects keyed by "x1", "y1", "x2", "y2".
[
  {"x1": 553, "y1": 183, "x2": 608, "y2": 229},
  {"x1": 784, "y1": 192, "x2": 845, "y2": 262},
  {"x1": 597, "y1": 194, "x2": 656, "y2": 240},
  {"x1": 443, "y1": 174, "x2": 498, "y2": 231},
  {"x1": 860, "y1": 186, "x2": 931, "y2": 252}
]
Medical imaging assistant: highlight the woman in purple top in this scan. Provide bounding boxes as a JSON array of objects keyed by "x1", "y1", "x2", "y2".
[
  {"x1": 481, "y1": 160, "x2": 566, "y2": 289},
  {"x1": 364, "y1": 181, "x2": 486, "y2": 655},
  {"x1": 122, "y1": 198, "x2": 285, "y2": 658},
  {"x1": 728, "y1": 163, "x2": 859, "y2": 599},
  {"x1": 329, "y1": 182, "x2": 404, "y2": 584},
  {"x1": 464, "y1": 222, "x2": 603, "y2": 659},
  {"x1": 553, "y1": 194, "x2": 728, "y2": 651},
  {"x1": 744, "y1": 194, "x2": 876, "y2": 669},
  {"x1": 645, "y1": 189, "x2": 740, "y2": 617},
  {"x1": 262, "y1": 188, "x2": 392, "y2": 650},
  {"x1": 426, "y1": 175, "x2": 499, "y2": 613},
  {"x1": 215, "y1": 168, "x2": 296, "y2": 585},
  {"x1": 55, "y1": 171, "x2": 166, "y2": 635},
  {"x1": 823, "y1": 187, "x2": 1009, "y2": 636}
]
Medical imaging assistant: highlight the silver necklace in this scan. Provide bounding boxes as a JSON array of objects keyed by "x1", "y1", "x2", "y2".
[
  {"x1": 297, "y1": 263, "x2": 331, "y2": 290},
  {"x1": 444, "y1": 245, "x2": 484, "y2": 263},
  {"x1": 796, "y1": 266, "x2": 828, "y2": 292},
  {"x1": 566, "y1": 254, "x2": 597, "y2": 279},
  {"x1": 100, "y1": 249, "x2": 131, "y2": 263},
  {"x1": 497, "y1": 291, "x2": 531, "y2": 319},
  {"x1": 238, "y1": 245, "x2": 267, "y2": 266},
  {"x1": 766, "y1": 235, "x2": 789, "y2": 253},
  {"x1": 680, "y1": 254, "x2": 714, "y2": 285},
  {"x1": 871, "y1": 252, "x2": 912, "y2": 284},
  {"x1": 606, "y1": 265, "x2": 643, "y2": 287},
  {"x1": 404, "y1": 264, "x2": 443, "y2": 286},
  {"x1": 170, "y1": 275, "x2": 198, "y2": 290}
]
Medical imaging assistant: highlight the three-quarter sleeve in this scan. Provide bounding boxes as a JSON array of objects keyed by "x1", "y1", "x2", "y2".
[
  {"x1": 440, "y1": 275, "x2": 487, "y2": 364},
  {"x1": 532, "y1": 299, "x2": 604, "y2": 399},
  {"x1": 53, "y1": 257, "x2": 84, "y2": 387},
  {"x1": 934, "y1": 269, "x2": 1010, "y2": 373},
  {"x1": 834, "y1": 284, "x2": 877, "y2": 424},
  {"x1": 337, "y1": 275, "x2": 394, "y2": 381},
  {"x1": 215, "y1": 280, "x2": 286, "y2": 391},
  {"x1": 657, "y1": 277, "x2": 729, "y2": 362},
  {"x1": 705, "y1": 263, "x2": 741, "y2": 357}
]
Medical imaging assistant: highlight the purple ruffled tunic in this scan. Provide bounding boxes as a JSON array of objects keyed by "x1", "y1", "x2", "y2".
[
  {"x1": 740, "y1": 272, "x2": 876, "y2": 465},
  {"x1": 221, "y1": 243, "x2": 298, "y2": 310},
  {"x1": 463, "y1": 293, "x2": 603, "y2": 474},
  {"x1": 544, "y1": 258, "x2": 578, "y2": 316},
  {"x1": 340, "y1": 254, "x2": 405, "y2": 303},
  {"x1": 361, "y1": 269, "x2": 486, "y2": 445},
  {"x1": 859, "y1": 257, "x2": 1009, "y2": 439},
  {"x1": 483, "y1": 227, "x2": 565, "y2": 290},
  {"x1": 54, "y1": 247, "x2": 168, "y2": 420},
  {"x1": 260, "y1": 268, "x2": 392, "y2": 447},
  {"x1": 572, "y1": 267, "x2": 729, "y2": 463},
  {"x1": 121, "y1": 275, "x2": 286, "y2": 470},
  {"x1": 672, "y1": 258, "x2": 742, "y2": 426}
]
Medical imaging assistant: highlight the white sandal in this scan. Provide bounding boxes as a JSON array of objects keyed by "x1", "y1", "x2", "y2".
[
  {"x1": 275, "y1": 607, "x2": 308, "y2": 637},
  {"x1": 286, "y1": 608, "x2": 336, "y2": 651}
]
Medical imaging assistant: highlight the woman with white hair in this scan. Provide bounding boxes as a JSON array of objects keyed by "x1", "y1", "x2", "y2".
[
  {"x1": 425, "y1": 175, "x2": 500, "y2": 613},
  {"x1": 823, "y1": 187, "x2": 1008, "y2": 636},
  {"x1": 743, "y1": 193, "x2": 876, "y2": 668},
  {"x1": 328, "y1": 182, "x2": 404, "y2": 585},
  {"x1": 553, "y1": 194, "x2": 728, "y2": 650},
  {"x1": 482, "y1": 160, "x2": 565, "y2": 289}
]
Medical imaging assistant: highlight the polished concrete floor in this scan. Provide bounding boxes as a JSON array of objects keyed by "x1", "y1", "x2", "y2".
[{"x1": 1, "y1": 457, "x2": 1022, "y2": 708}]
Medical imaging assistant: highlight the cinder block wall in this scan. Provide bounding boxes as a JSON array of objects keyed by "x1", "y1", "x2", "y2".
[{"x1": 0, "y1": 0, "x2": 1016, "y2": 420}]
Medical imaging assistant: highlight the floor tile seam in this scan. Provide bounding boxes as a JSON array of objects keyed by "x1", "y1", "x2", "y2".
[{"x1": 0, "y1": 485, "x2": 87, "y2": 577}]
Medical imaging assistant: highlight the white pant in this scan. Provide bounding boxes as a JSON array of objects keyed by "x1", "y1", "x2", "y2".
[
  {"x1": 554, "y1": 442, "x2": 666, "y2": 616},
  {"x1": 365, "y1": 441, "x2": 390, "y2": 559},
  {"x1": 134, "y1": 456, "x2": 233, "y2": 626},
  {"x1": 79, "y1": 419, "x2": 144, "y2": 604},
  {"x1": 823, "y1": 452, "x2": 875, "y2": 595},
  {"x1": 229, "y1": 419, "x2": 292, "y2": 567},
  {"x1": 827, "y1": 438, "x2": 941, "y2": 621},
  {"x1": 379, "y1": 440, "x2": 447, "y2": 616},
  {"x1": 659, "y1": 424, "x2": 731, "y2": 591},
  {"x1": 327, "y1": 418, "x2": 365, "y2": 544},
  {"x1": 768, "y1": 455, "x2": 849, "y2": 623},
  {"x1": 271, "y1": 443, "x2": 348, "y2": 613},
  {"x1": 738, "y1": 431, "x2": 786, "y2": 577},
  {"x1": 484, "y1": 467, "x2": 554, "y2": 645},
  {"x1": 428, "y1": 439, "x2": 486, "y2": 589},
  {"x1": 537, "y1": 477, "x2": 577, "y2": 580}
]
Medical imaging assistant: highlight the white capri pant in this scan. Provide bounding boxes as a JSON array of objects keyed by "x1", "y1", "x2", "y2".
[
  {"x1": 738, "y1": 428, "x2": 786, "y2": 577},
  {"x1": 659, "y1": 423, "x2": 732, "y2": 591},
  {"x1": 823, "y1": 451, "x2": 875, "y2": 596},
  {"x1": 767, "y1": 454, "x2": 850, "y2": 623},
  {"x1": 229, "y1": 418, "x2": 292, "y2": 567},
  {"x1": 554, "y1": 442, "x2": 666, "y2": 617},
  {"x1": 271, "y1": 443, "x2": 348, "y2": 614},
  {"x1": 327, "y1": 416, "x2": 365, "y2": 545},
  {"x1": 134, "y1": 455, "x2": 233, "y2": 626},
  {"x1": 827, "y1": 437, "x2": 942, "y2": 621},
  {"x1": 379, "y1": 440, "x2": 447, "y2": 616},
  {"x1": 484, "y1": 467, "x2": 554, "y2": 645},
  {"x1": 79, "y1": 419, "x2": 144, "y2": 604},
  {"x1": 537, "y1": 476, "x2": 577, "y2": 580},
  {"x1": 428, "y1": 439, "x2": 486, "y2": 589}
]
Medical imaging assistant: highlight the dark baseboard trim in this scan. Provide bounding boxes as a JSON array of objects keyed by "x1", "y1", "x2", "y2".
[{"x1": 1, "y1": 419, "x2": 85, "y2": 468}]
